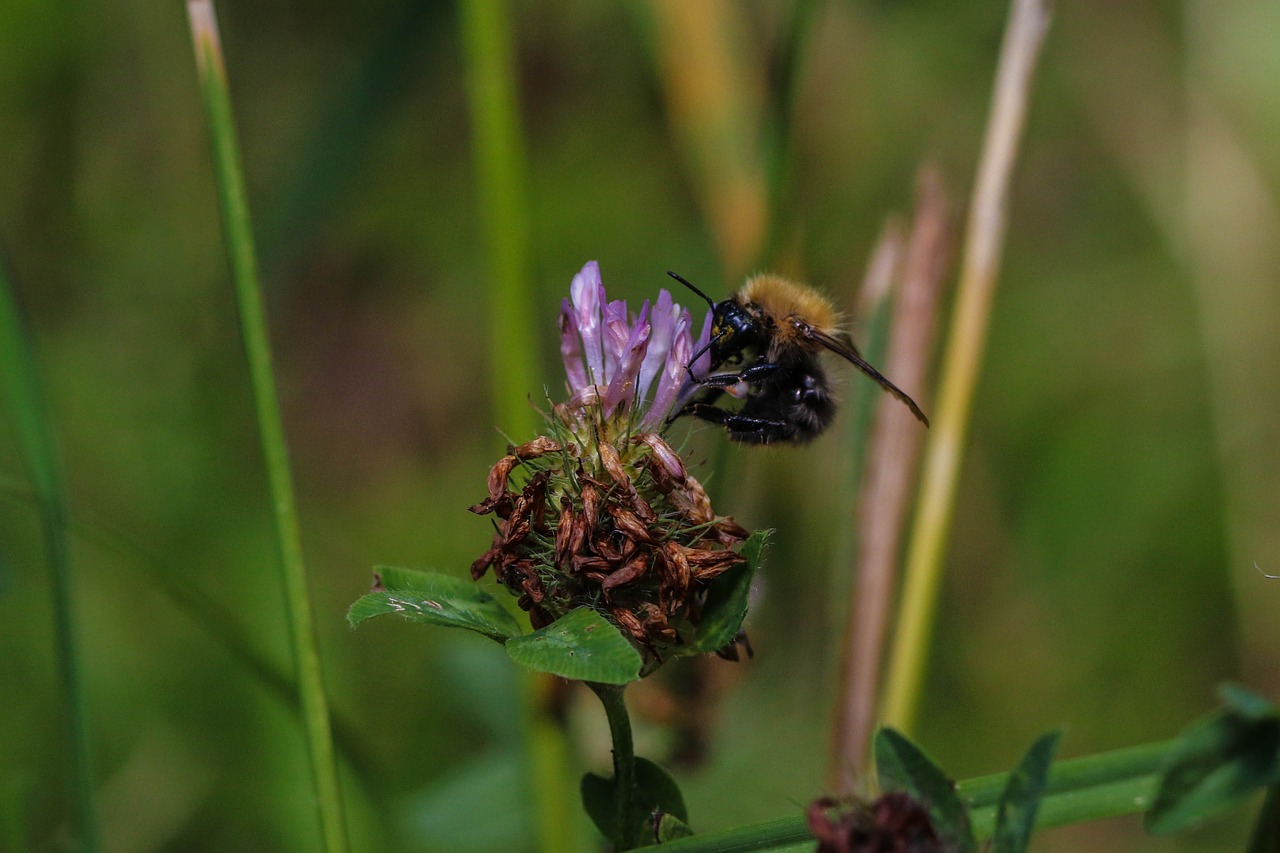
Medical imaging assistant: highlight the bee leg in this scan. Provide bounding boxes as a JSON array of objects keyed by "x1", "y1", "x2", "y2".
[
  {"x1": 692, "y1": 361, "x2": 782, "y2": 389},
  {"x1": 682, "y1": 401, "x2": 788, "y2": 437}
]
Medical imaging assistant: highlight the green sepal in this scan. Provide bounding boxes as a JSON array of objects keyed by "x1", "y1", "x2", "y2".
[
  {"x1": 347, "y1": 566, "x2": 522, "y2": 642},
  {"x1": 654, "y1": 812, "x2": 695, "y2": 843},
  {"x1": 581, "y1": 756, "x2": 688, "y2": 844},
  {"x1": 505, "y1": 608, "x2": 642, "y2": 684},
  {"x1": 874, "y1": 727, "x2": 976, "y2": 853},
  {"x1": 1146, "y1": 685, "x2": 1280, "y2": 835},
  {"x1": 688, "y1": 529, "x2": 771, "y2": 654},
  {"x1": 992, "y1": 731, "x2": 1061, "y2": 853}
]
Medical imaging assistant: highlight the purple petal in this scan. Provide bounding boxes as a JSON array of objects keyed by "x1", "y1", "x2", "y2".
[
  {"x1": 570, "y1": 261, "x2": 606, "y2": 385},
  {"x1": 637, "y1": 288, "x2": 675, "y2": 403},
  {"x1": 601, "y1": 298, "x2": 632, "y2": 382},
  {"x1": 672, "y1": 309, "x2": 714, "y2": 413},
  {"x1": 603, "y1": 301, "x2": 651, "y2": 416},
  {"x1": 559, "y1": 297, "x2": 588, "y2": 392},
  {"x1": 643, "y1": 307, "x2": 692, "y2": 427}
]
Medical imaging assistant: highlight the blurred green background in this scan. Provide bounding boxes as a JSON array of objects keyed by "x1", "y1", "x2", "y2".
[{"x1": 3, "y1": 0, "x2": 1279, "y2": 851}]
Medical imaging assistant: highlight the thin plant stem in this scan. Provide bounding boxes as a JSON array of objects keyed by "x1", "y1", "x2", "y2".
[
  {"x1": 458, "y1": 4, "x2": 576, "y2": 852},
  {"x1": 459, "y1": 0, "x2": 536, "y2": 433},
  {"x1": 0, "y1": 261, "x2": 99, "y2": 852},
  {"x1": 185, "y1": 4, "x2": 349, "y2": 851},
  {"x1": 879, "y1": 0, "x2": 1051, "y2": 735},
  {"x1": 831, "y1": 168, "x2": 950, "y2": 794},
  {"x1": 588, "y1": 683, "x2": 639, "y2": 852}
]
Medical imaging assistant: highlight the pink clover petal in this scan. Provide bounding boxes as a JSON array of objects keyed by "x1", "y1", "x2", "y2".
[
  {"x1": 603, "y1": 302, "x2": 651, "y2": 416},
  {"x1": 559, "y1": 297, "x2": 588, "y2": 392},
  {"x1": 570, "y1": 261, "x2": 606, "y2": 385},
  {"x1": 642, "y1": 307, "x2": 692, "y2": 427},
  {"x1": 691, "y1": 309, "x2": 713, "y2": 377},
  {"x1": 673, "y1": 309, "x2": 714, "y2": 411},
  {"x1": 602, "y1": 298, "x2": 633, "y2": 382},
  {"x1": 637, "y1": 288, "x2": 675, "y2": 402}
]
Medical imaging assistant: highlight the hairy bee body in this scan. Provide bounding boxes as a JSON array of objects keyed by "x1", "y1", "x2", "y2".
[{"x1": 669, "y1": 271, "x2": 928, "y2": 445}]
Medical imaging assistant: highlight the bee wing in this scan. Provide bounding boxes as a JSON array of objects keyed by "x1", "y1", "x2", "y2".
[{"x1": 801, "y1": 322, "x2": 930, "y2": 426}]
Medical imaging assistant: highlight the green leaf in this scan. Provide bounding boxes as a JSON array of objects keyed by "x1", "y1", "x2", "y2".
[
  {"x1": 875, "y1": 728, "x2": 976, "y2": 853},
  {"x1": 992, "y1": 732, "x2": 1061, "y2": 853},
  {"x1": 505, "y1": 608, "x2": 642, "y2": 684},
  {"x1": 1146, "y1": 692, "x2": 1280, "y2": 835},
  {"x1": 347, "y1": 567, "x2": 521, "y2": 643},
  {"x1": 689, "y1": 529, "x2": 771, "y2": 654},
  {"x1": 581, "y1": 757, "x2": 688, "y2": 844}
]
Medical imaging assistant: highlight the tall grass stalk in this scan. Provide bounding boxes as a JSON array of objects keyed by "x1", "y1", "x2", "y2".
[
  {"x1": 185, "y1": 4, "x2": 349, "y2": 851},
  {"x1": 879, "y1": 0, "x2": 1051, "y2": 735},
  {"x1": 459, "y1": 3, "x2": 577, "y2": 851},
  {"x1": 0, "y1": 262, "x2": 99, "y2": 852}
]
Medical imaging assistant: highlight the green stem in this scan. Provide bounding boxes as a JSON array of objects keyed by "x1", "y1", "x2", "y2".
[
  {"x1": 185, "y1": 4, "x2": 349, "y2": 852},
  {"x1": 0, "y1": 263, "x2": 99, "y2": 852},
  {"x1": 589, "y1": 682, "x2": 639, "y2": 851},
  {"x1": 459, "y1": 0, "x2": 536, "y2": 436},
  {"x1": 651, "y1": 739, "x2": 1172, "y2": 852}
]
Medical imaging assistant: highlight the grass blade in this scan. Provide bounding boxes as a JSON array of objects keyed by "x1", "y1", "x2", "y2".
[
  {"x1": 185, "y1": 4, "x2": 349, "y2": 851},
  {"x1": 0, "y1": 260, "x2": 99, "y2": 851}
]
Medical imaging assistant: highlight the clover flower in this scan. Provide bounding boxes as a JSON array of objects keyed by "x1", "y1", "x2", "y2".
[{"x1": 469, "y1": 261, "x2": 750, "y2": 670}]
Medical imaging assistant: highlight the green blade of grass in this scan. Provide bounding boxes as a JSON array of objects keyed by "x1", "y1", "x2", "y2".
[
  {"x1": 0, "y1": 259, "x2": 99, "y2": 852},
  {"x1": 185, "y1": 4, "x2": 349, "y2": 852}
]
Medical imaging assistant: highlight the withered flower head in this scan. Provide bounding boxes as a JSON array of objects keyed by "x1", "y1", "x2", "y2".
[
  {"x1": 469, "y1": 261, "x2": 748, "y2": 670},
  {"x1": 807, "y1": 793, "x2": 949, "y2": 853}
]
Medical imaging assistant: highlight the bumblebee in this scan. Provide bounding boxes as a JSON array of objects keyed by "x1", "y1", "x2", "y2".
[{"x1": 668, "y1": 271, "x2": 928, "y2": 444}]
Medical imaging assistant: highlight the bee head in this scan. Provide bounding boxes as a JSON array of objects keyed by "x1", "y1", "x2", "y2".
[
  {"x1": 709, "y1": 298, "x2": 760, "y2": 361},
  {"x1": 667, "y1": 270, "x2": 764, "y2": 370}
]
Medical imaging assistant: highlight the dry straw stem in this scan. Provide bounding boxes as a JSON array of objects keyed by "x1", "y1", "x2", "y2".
[
  {"x1": 880, "y1": 0, "x2": 1051, "y2": 735},
  {"x1": 832, "y1": 167, "x2": 951, "y2": 794}
]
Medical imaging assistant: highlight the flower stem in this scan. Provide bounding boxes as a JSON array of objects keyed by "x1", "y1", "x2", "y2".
[
  {"x1": 588, "y1": 682, "x2": 640, "y2": 851},
  {"x1": 186, "y1": 4, "x2": 349, "y2": 852}
]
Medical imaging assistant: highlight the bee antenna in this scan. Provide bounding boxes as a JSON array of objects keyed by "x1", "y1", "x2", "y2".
[{"x1": 666, "y1": 271, "x2": 716, "y2": 309}]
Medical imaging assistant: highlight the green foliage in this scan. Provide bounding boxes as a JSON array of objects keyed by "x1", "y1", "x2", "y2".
[
  {"x1": 506, "y1": 608, "x2": 643, "y2": 685},
  {"x1": 347, "y1": 566, "x2": 522, "y2": 642},
  {"x1": 581, "y1": 756, "x2": 688, "y2": 846},
  {"x1": 874, "y1": 727, "x2": 976, "y2": 852},
  {"x1": 1147, "y1": 685, "x2": 1280, "y2": 835},
  {"x1": 686, "y1": 529, "x2": 770, "y2": 655},
  {"x1": 991, "y1": 731, "x2": 1060, "y2": 853}
]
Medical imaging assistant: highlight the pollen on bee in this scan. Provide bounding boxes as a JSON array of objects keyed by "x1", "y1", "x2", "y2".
[{"x1": 739, "y1": 274, "x2": 841, "y2": 338}]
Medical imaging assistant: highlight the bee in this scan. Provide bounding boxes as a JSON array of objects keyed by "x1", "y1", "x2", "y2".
[{"x1": 667, "y1": 271, "x2": 928, "y2": 444}]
